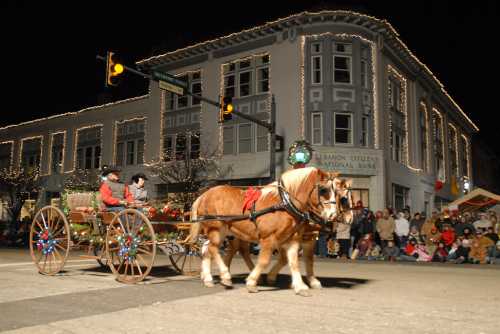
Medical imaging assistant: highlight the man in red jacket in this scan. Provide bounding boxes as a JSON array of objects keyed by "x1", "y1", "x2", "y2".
[
  {"x1": 440, "y1": 222, "x2": 456, "y2": 250},
  {"x1": 99, "y1": 166, "x2": 133, "y2": 212}
]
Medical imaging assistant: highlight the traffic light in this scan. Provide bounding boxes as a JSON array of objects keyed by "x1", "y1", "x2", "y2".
[
  {"x1": 105, "y1": 51, "x2": 124, "y2": 87},
  {"x1": 219, "y1": 96, "x2": 234, "y2": 122}
]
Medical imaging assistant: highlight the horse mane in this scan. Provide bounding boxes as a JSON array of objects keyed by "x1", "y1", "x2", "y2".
[{"x1": 259, "y1": 168, "x2": 318, "y2": 203}]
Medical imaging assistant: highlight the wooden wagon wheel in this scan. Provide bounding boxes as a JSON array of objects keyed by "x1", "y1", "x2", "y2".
[
  {"x1": 169, "y1": 240, "x2": 202, "y2": 276},
  {"x1": 105, "y1": 209, "x2": 156, "y2": 283},
  {"x1": 30, "y1": 206, "x2": 70, "y2": 275}
]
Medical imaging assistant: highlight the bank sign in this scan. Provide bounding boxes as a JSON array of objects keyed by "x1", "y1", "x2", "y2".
[{"x1": 311, "y1": 148, "x2": 382, "y2": 176}]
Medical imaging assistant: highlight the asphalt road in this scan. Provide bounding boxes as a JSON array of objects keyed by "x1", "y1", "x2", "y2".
[{"x1": 1, "y1": 248, "x2": 499, "y2": 334}]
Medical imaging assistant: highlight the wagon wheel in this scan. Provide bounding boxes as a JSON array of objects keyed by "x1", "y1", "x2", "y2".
[
  {"x1": 30, "y1": 206, "x2": 70, "y2": 275},
  {"x1": 169, "y1": 241, "x2": 202, "y2": 276},
  {"x1": 106, "y1": 209, "x2": 156, "y2": 283}
]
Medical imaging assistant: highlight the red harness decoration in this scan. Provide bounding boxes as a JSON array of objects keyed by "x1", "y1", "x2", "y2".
[{"x1": 242, "y1": 187, "x2": 262, "y2": 213}]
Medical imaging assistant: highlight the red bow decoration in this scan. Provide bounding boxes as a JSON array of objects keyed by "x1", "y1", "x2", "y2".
[{"x1": 243, "y1": 187, "x2": 262, "y2": 213}]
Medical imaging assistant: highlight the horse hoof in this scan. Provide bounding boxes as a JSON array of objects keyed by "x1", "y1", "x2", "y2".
[
  {"x1": 296, "y1": 289, "x2": 312, "y2": 297},
  {"x1": 220, "y1": 278, "x2": 233, "y2": 288},
  {"x1": 203, "y1": 281, "x2": 215, "y2": 288},
  {"x1": 309, "y1": 280, "x2": 322, "y2": 290},
  {"x1": 247, "y1": 285, "x2": 259, "y2": 293}
]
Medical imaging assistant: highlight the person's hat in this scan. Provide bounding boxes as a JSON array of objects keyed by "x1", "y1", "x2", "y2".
[{"x1": 101, "y1": 165, "x2": 121, "y2": 177}]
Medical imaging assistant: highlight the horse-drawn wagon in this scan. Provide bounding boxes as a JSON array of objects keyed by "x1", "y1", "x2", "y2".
[{"x1": 29, "y1": 192, "x2": 203, "y2": 283}]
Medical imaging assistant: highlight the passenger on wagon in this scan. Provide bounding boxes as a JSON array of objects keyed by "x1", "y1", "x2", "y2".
[
  {"x1": 129, "y1": 173, "x2": 149, "y2": 206},
  {"x1": 99, "y1": 166, "x2": 133, "y2": 212}
]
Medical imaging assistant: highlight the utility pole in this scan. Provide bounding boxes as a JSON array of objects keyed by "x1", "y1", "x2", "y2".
[{"x1": 97, "y1": 54, "x2": 279, "y2": 181}]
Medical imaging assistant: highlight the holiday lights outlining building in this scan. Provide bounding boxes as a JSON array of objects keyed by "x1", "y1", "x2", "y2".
[{"x1": 0, "y1": 11, "x2": 478, "y2": 215}]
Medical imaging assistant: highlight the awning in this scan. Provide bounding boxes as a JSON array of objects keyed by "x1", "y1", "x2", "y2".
[{"x1": 446, "y1": 188, "x2": 500, "y2": 213}]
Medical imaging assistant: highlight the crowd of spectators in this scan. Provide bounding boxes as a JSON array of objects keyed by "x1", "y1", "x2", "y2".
[{"x1": 318, "y1": 203, "x2": 500, "y2": 265}]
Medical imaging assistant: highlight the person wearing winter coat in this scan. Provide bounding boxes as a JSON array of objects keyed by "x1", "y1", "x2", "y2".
[
  {"x1": 351, "y1": 233, "x2": 374, "y2": 260},
  {"x1": 421, "y1": 212, "x2": 438, "y2": 242},
  {"x1": 440, "y1": 224, "x2": 456, "y2": 250},
  {"x1": 409, "y1": 212, "x2": 425, "y2": 233},
  {"x1": 376, "y1": 209, "x2": 396, "y2": 248},
  {"x1": 400, "y1": 238, "x2": 419, "y2": 262},
  {"x1": 469, "y1": 230, "x2": 494, "y2": 264},
  {"x1": 336, "y1": 218, "x2": 351, "y2": 259},
  {"x1": 432, "y1": 241, "x2": 449, "y2": 262},
  {"x1": 395, "y1": 212, "x2": 410, "y2": 249}
]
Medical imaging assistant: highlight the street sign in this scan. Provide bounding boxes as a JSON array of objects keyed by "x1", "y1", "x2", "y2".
[
  {"x1": 159, "y1": 80, "x2": 184, "y2": 95},
  {"x1": 152, "y1": 71, "x2": 188, "y2": 88}
]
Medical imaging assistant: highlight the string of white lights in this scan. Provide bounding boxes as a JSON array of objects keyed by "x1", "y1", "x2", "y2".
[{"x1": 419, "y1": 102, "x2": 431, "y2": 172}]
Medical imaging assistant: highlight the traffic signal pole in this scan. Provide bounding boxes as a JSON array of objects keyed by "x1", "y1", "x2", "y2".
[{"x1": 96, "y1": 55, "x2": 278, "y2": 181}]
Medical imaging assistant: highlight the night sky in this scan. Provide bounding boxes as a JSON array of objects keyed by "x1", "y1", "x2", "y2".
[{"x1": 1, "y1": 1, "x2": 498, "y2": 153}]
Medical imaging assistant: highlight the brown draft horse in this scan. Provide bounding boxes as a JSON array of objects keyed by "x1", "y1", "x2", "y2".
[
  {"x1": 223, "y1": 178, "x2": 354, "y2": 290},
  {"x1": 189, "y1": 167, "x2": 341, "y2": 296}
]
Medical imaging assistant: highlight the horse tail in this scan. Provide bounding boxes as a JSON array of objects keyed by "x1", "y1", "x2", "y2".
[{"x1": 187, "y1": 195, "x2": 202, "y2": 243}]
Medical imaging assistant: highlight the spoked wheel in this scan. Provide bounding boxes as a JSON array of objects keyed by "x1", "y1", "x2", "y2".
[
  {"x1": 30, "y1": 206, "x2": 70, "y2": 275},
  {"x1": 169, "y1": 241, "x2": 202, "y2": 276},
  {"x1": 106, "y1": 209, "x2": 156, "y2": 283}
]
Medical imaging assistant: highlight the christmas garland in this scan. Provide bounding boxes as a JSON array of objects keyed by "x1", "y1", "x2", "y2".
[{"x1": 287, "y1": 140, "x2": 313, "y2": 166}]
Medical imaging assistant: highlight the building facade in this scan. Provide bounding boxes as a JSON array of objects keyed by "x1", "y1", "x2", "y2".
[{"x1": 0, "y1": 11, "x2": 478, "y2": 215}]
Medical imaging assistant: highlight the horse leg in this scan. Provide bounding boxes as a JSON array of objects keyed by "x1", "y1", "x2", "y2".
[
  {"x1": 239, "y1": 240, "x2": 255, "y2": 271},
  {"x1": 223, "y1": 238, "x2": 238, "y2": 270},
  {"x1": 302, "y1": 236, "x2": 322, "y2": 289},
  {"x1": 200, "y1": 238, "x2": 214, "y2": 288},
  {"x1": 207, "y1": 229, "x2": 232, "y2": 287},
  {"x1": 267, "y1": 247, "x2": 287, "y2": 285},
  {"x1": 246, "y1": 238, "x2": 273, "y2": 293},
  {"x1": 285, "y1": 239, "x2": 311, "y2": 297}
]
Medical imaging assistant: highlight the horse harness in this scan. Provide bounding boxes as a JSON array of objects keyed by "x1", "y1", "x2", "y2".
[{"x1": 193, "y1": 178, "x2": 348, "y2": 228}]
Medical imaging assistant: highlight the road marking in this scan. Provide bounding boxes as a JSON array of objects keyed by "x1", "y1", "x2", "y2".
[
  {"x1": 16, "y1": 263, "x2": 101, "y2": 271},
  {"x1": 0, "y1": 259, "x2": 96, "y2": 268}
]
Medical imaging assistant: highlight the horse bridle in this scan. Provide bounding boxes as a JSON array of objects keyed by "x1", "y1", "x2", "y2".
[{"x1": 277, "y1": 178, "x2": 345, "y2": 225}]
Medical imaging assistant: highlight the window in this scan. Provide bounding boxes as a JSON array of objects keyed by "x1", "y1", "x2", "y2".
[
  {"x1": 460, "y1": 136, "x2": 468, "y2": 177},
  {"x1": 334, "y1": 42, "x2": 352, "y2": 54},
  {"x1": 224, "y1": 54, "x2": 270, "y2": 97},
  {"x1": 256, "y1": 124, "x2": 268, "y2": 152},
  {"x1": 175, "y1": 134, "x2": 187, "y2": 160},
  {"x1": 190, "y1": 132, "x2": 200, "y2": 159},
  {"x1": 389, "y1": 79, "x2": 401, "y2": 111},
  {"x1": 191, "y1": 82, "x2": 202, "y2": 106},
  {"x1": 223, "y1": 126, "x2": 234, "y2": 155},
  {"x1": 238, "y1": 124, "x2": 252, "y2": 153},
  {"x1": 115, "y1": 120, "x2": 145, "y2": 166},
  {"x1": 433, "y1": 111, "x2": 444, "y2": 177},
  {"x1": 20, "y1": 138, "x2": 42, "y2": 170},
  {"x1": 256, "y1": 54, "x2": 270, "y2": 94},
  {"x1": 116, "y1": 142, "x2": 124, "y2": 166},
  {"x1": 351, "y1": 189, "x2": 369, "y2": 208},
  {"x1": 420, "y1": 105, "x2": 428, "y2": 172},
  {"x1": 448, "y1": 125, "x2": 458, "y2": 177},
  {"x1": 311, "y1": 56, "x2": 322, "y2": 84},
  {"x1": 361, "y1": 60, "x2": 368, "y2": 89},
  {"x1": 76, "y1": 126, "x2": 102, "y2": 170},
  {"x1": 165, "y1": 92, "x2": 174, "y2": 111},
  {"x1": 393, "y1": 184, "x2": 409, "y2": 212},
  {"x1": 311, "y1": 113, "x2": 322, "y2": 145},
  {"x1": 333, "y1": 56, "x2": 352, "y2": 84},
  {"x1": 163, "y1": 136, "x2": 174, "y2": 160},
  {"x1": 361, "y1": 117, "x2": 369, "y2": 147},
  {"x1": 85, "y1": 147, "x2": 93, "y2": 169},
  {"x1": 177, "y1": 114, "x2": 187, "y2": 126},
  {"x1": 176, "y1": 75, "x2": 189, "y2": 108},
  {"x1": 311, "y1": 42, "x2": 322, "y2": 54},
  {"x1": 0, "y1": 142, "x2": 13, "y2": 170},
  {"x1": 334, "y1": 113, "x2": 352, "y2": 144},
  {"x1": 50, "y1": 133, "x2": 64, "y2": 174},
  {"x1": 239, "y1": 71, "x2": 252, "y2": 97},
  {"x1": 126, "y1": 141, "x2": 135, "y2": 165},
  {"x1": 257, "y1": 67, "x2": 269, "y2": 93},
  {"x1": 392, "y1": 133, "x2": 402, "y2": 163}
]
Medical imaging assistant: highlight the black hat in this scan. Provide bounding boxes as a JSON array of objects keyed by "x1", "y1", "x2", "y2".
[
  {"x1": 101, "y1": 166, "x2": 121, "y2": 177},
  {"x1": 131, "y1": 173, "x2": 148, "y2": 182}
]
